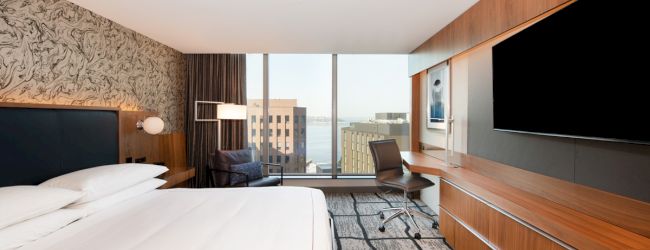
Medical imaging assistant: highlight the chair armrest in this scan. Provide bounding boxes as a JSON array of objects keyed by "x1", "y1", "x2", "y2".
[
  {"x1": 209, "y1": 168, "x2": 249, "y2": 187},
  {"x1": 261, "y1": 163, "x2": 284, "y2": 186}
]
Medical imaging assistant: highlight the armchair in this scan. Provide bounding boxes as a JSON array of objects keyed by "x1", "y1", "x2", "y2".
[{"x1": 208, "y1": 149, "x2": 283, "y2": 187}]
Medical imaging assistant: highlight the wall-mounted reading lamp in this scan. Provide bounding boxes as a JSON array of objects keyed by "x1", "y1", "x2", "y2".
[{"x1": 136, "y1": 116, "x2": 165, "y2": 135}]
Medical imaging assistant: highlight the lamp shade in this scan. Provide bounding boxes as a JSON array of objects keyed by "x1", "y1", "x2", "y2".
[
  {"x1": 142, "y1": 117, "x2": 165, "y2": 135},
  {"x1": 217, "y1": 104, "x2": 247, "y2": 120}
]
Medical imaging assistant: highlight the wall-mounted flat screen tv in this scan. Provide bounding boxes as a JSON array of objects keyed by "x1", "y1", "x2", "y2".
[{"x1": 492, "y1": 1, "x2": 649, "y2": 145}]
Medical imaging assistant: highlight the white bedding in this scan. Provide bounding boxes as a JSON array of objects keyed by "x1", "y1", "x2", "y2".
[{"x1": 19, "y1": 187, "x2": 332, "y2": 250}]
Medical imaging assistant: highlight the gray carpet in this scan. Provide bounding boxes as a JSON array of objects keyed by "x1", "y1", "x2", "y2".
[{"x1": 325, "y1": 193, "x2": 451, "y2": 250}]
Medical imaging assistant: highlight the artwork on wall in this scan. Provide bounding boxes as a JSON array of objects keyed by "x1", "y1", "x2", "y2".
[{"x1": 427, "y1": 62, "x2": 449, "y2": 129}]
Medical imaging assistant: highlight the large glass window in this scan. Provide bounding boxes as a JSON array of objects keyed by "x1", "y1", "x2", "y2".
[
  {"x1": 337, "y1": 55, "x2": 410, "y2": 175},
  {"x1": 246, "y1": 54, "x2": 263, "y2": 161},
  {"x1": 269, "y1": 54, "x2": 332, "y2": 175},
  {"x1": 246, "y1": 54, "x2": 408, "y2": 177}
]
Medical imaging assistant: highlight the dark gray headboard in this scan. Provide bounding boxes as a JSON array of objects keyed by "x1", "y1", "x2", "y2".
[{"x1": 0, "y1": 104, "x2": 119, "y2": 187}]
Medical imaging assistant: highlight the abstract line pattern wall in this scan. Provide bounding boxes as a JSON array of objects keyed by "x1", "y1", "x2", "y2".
[{"x1": 0, "y1": 0, "x2": 186, "y2": 132}]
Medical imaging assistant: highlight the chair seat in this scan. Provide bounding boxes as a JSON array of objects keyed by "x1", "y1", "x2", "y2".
[
  {"x1": 247, "y1": 177, "x2": 281, "y2": 187},
  {"x1": 377, "y1": 173, "x2": 434, "y2": 192}
]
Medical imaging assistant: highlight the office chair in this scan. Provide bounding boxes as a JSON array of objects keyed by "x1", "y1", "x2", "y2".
[{"x1": 369, "y1": 139, "x2": 439, "y2": 239}]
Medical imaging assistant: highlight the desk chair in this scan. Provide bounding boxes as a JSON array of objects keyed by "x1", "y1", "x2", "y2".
[{"x1": 369, "y1": 139, "x2": 439, "y2": 239}]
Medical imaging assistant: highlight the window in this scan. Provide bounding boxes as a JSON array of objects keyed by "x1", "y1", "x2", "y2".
[
  {"x1": 269, "y1": 54, "x2": 331, "y2": 175},
  {"x1": 246, "y1": 53, "x2": 409, "y2": 177},
  {"x1": 246, "y1": 54, "x2": 263, "y2": 161},
  {"x1": 337, "y1": 55, "x2": 409, "y2": 175}
]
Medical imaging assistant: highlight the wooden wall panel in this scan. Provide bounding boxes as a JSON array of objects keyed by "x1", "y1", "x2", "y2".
[
  {"x1": 119, "y1": 111, "x2": 193, "y2": 188},
  {"x1": 160, "y1": 133, "x2": 194, "y2": 188},
  {"x1": 119, "y1": 111, "x2": 162, "y2": 164},
  {"x1": 408, "y1": 0, "x2": 573, "y2": 75},
  {"x1": 410, "y1": 73, "x2": 422, "y2": 151}
]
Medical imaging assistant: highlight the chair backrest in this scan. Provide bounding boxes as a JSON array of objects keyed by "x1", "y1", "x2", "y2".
[
  {"x1": 222, "y1": 149, "x2": 252, "y2": 164},
  {"x1": 368, "y1": 139, "x2": 404, "y2": 180},
  {"x1": 210, "y1": 149, "x2": 252, "y2": 187}
]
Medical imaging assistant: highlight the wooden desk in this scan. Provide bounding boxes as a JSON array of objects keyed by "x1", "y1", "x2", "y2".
[{"x1": 401, "y1": 151, "x2": 650, "y2": 250}]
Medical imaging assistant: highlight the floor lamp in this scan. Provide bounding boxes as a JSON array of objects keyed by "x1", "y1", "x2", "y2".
[
  {"x1": 216, "y1": 104, "x2": 247, "y2": 150},
  {"x1": 195, "y1": 101, "x2": 247, "y2": 150}
]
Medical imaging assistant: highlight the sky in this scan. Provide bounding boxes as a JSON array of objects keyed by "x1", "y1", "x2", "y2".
[{"x1": 246, "y1": 54, "x2": 410, "y2": 119}]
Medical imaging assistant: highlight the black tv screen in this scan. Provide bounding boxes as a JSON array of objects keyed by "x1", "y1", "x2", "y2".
[{"x1": 492, "y1": 1, "x2": 649, "y2": 145}]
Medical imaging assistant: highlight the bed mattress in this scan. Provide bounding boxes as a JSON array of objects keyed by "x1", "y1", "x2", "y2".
[{"x1": 20, "y1": 187, "x2": 332, "y2": 250}]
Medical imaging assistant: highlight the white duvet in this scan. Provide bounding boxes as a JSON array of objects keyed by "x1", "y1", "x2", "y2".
[{"x1": 20, "y1": 187, "x2": 332, "y2": 250}]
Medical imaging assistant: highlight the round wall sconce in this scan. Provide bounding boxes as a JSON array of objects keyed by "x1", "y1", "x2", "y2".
[{"x1": 136, "y1": 117, "x2": 165, "y2": 135}]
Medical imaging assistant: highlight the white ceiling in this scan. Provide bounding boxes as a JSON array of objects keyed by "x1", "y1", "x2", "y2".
[{"x1": 67, "y1": 0, "x2": 477, "y2": 54}]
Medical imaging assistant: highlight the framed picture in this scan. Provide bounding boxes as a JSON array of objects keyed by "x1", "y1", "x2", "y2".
[{"x1": 427, "y1": 62, "x2": 449, "y2": 129}]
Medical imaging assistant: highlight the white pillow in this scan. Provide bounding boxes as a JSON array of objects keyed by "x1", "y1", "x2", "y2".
[
  {"x1": 0, "y1": 209, "x2": 85, "y2": 250},
  {"x1": 0, "y1": 186, "x2": 82, "y2": 229},
  {"x1": 39, "y1": 163, "x2": 168, "y2": 204},
  {"x1": 67, "y1": 178, "x2": 166, "y2": 214}
]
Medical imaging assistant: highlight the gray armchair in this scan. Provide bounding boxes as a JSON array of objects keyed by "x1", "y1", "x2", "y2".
[{"x1": 208, "y1": 149, "x2": 283, "y2": 187}]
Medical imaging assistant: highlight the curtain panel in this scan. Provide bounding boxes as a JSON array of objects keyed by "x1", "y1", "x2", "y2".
[{"x1": 185, "y1": 54, "x2": 247, "y2": 188}]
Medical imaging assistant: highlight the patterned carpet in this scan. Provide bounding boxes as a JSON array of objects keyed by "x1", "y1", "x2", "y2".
[{"x1": 325, "y1": 192, "x2": 451, "y2": 250}]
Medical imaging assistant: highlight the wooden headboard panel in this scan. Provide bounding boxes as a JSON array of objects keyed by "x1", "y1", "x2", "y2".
[{"x1": 0, "y1": 103, "x2": 119, "y2": 186}]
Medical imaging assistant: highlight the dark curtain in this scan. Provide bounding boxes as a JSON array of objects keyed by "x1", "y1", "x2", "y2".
[{"x1": 185, "y1": 54, "x2": 247, "y2": 188}]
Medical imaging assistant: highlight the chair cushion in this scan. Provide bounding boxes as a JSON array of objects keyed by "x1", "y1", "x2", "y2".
[
  {"x1": 247, "y1": 177, "x2": 281, "y2": 187},
  {"x1": 230, "y1": 161, "x2": 262, "y2": 185},
  {"x1": 222, "y1": 149, "x2": 252, "y2": 164},
  {"x1": 377, "y1": 173, "x2": 434, "y2": 192}
]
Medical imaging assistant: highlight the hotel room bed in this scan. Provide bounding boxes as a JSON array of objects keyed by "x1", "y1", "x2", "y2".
[
  {"x1": 18, "y1": 187, "x2": 332, "y2": 250},
  {"x1": 0, "y1": 105, "x2": 332, "y2": 250}
]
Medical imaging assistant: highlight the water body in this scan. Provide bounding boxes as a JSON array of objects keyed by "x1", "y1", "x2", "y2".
[{"x1": 306, "y1": 122, "x2": 349, "y2": 167}]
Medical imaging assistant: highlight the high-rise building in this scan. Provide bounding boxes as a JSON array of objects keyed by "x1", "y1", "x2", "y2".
[
  {"x1": 340, "y1": 113, "x2": 410, "y2": 174},
  {"x1": 247, "y1": 99, "x2": 307, "y2": 173}
]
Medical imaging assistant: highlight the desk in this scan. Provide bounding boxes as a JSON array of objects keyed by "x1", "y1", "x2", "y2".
[{"x1": 401, "y1": 151, "x2": 650, "y2": 249}]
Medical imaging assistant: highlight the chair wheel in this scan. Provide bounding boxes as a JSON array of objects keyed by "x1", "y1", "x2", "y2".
[
  {"x1": 378, "y1": 226, "x2": 385, "y2": 232},
  {"x1": 432, "y1": 221, "x2": 439, "y2": 229},
  {"x1": 414, "y1": 233, "x2": 421, "y2": 239},
  {"x1": 379, "y1": 212, "x2": 384, "y2": 220}
]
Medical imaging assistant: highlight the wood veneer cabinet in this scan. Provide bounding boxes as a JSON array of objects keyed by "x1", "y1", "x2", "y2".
[
  {"x1": 402, "y1": 151, "x2": 650, "y2": 249},
  {"x1": 441, "y1": 180, "x2": 565, "y2": 249}
]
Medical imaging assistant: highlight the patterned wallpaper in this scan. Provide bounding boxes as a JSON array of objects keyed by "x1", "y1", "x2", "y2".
[{"x1": 0, "y1": 0, "x2": 186, "y2": 132}]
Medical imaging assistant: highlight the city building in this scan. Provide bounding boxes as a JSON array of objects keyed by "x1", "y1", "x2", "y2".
[
  {"x1": 247, "y1": 99, "x2": 307, "y2": 173},
  {"x1": 340, "y1": 113, "x2": 410, "y2": 174}
]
